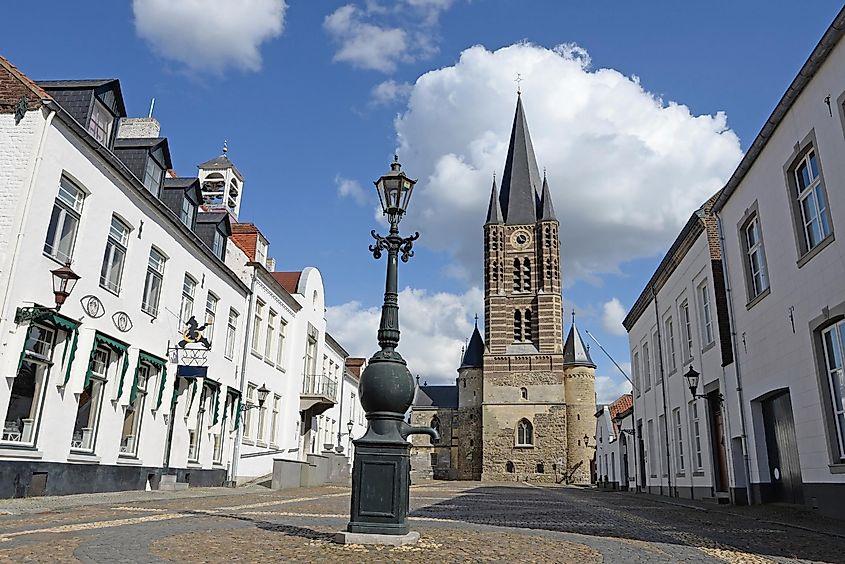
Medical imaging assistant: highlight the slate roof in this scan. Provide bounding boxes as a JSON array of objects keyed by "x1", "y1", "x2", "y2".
[
  {"x1": 460, "y1": 324, "x2": 484, "y2": 368},
  {"x1": 163, "y1": 177, "x2": 198, "y2": 189},
  {"x1": 198, "y1": 153, "x2": 244, "y2": 181},
  {"x1": 272, "y1": 271, "x2": 302, "y2": 294},
  {"x1": 563, "y1": 317, "x2": 596, "y2": 368},
  {"x1": 539, "y1": 175, "x2": 556, "y2": 221},
  {"x1": 413, "y1": 385, "x2": 458, "y2": 408},
  {"x1": 499, "y1": 95, "x2": 543, "y2": 225},
  {"x1": 485, "y1": 178, "x2": 503, "y2": 224}
]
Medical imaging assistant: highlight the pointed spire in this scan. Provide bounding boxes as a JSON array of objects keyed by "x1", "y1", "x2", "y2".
[
  {"x1": 460, "y1": 323, "x2": 485, "y2": 368},
  {"x1": 485, "y1": 175, "x2": 503, "y2": 224},
  {"x1": 563, "y1": 311, "x2": 596, "y2": 368},
  {"x1": 539, "y1": 172, "x2": 556, "y2": 221},
  {"x1": 499, "y1": 95, "x2": 542, "y2": 224}
]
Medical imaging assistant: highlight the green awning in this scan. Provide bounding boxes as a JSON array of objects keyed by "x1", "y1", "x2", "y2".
[
  {"x1": 123, "y1": 351, "x2": 167, "y2": 403},
  {"x1": 13, "y1": 310, "x2": 80, "y2": 386},
  {"x1": 155, "y1": 364, "x2": 169, "y2": 410},
  {"x1": 234, "y1": 396, "x2": 243, "y2": 430},
  {"x1": 85, "y1": 332, "x2": 129, "y2": 388}
]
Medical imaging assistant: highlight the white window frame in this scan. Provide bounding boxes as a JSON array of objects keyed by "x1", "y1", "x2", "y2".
[
  {"x1": 821, "y1": 321, "x2": 845, "y2": 460},
  {"x1": 212, "y1": 229, "x2": 225, "y2": 259},
  {"x1": 88, "y1": 99, "x2": 113, "y2": 145},
  {"x1": 120, "y1": 362, "x2": 151, "y2": 457},
  {"x1": 680, "y1": 300, "x2": 693, "y2": 362},
  {"x1": 665, "y1": 317, "x2": 677, "y2": 373},
  {"x1": 698, "y1": 283, "x2": 714, "y2": 347},
  {"x1": 251, "y1": 301, "x2": 265, "y2": 354},
  {"x1": 44, "y1": 177, "x2": 85, "y2": 264},
  {"x1": 642, "y1": 342, "x2": 651, "y2": 390},
  {"x1": 71, "y1": 346, "x2": 110, "y2": 452},
  {"x1": 673, "y1": 407, "x2": 685, "y2": 472},
  {"x1": 141, "y1": 248, "x2": 166, "y2": 317},
  {"x1": 180, "y1": 275, "x2": 197, "y2": 327},
  {"x1": 632, "y1": 351, "x2": 641, "y2": 395},
  {"x1": 275, "y1": 318, "x2": 286, "y2": 368},
  {"x1": 743, "y1": 214, "x2": 770, "y2": 299},
  {"x1": 265, "y1": 310, "x2": 277, "y2": 360},
  {"x1": 143, "y1": 157, "x2": 163, "y2": 196},
  {"x1": 243, "y1": 383, "x2": 256, "y2": 440},
  {"x1": 2, "y1": 325, "x2": 55, "y2": 446},
  {"x1": 516, "y1": 418, "x2": 533, "y2": 446},
  {"x1": 100, "y1": 216, "x2": 130, "y2": 294},
  {"x1": 689, "y1": 401, "x2": 703, "y2": 470},
  {"x1": 179, "y1": 197, "x2": 195, "y2": 228},
  {"x1": 647, "y1": 419, "x2": 656, "y2": 477},
  {"x1": 270, "y1": 395, "x2": 280, "y2": 446},
  {"x1": 225, "y1": 308, "x2": 239, "y2": 361},
  {"x1": 204, "y1": 293, "x2": 218, "y2": 346},
  {"x1": 793, "y1": 148, "x2": 832, "y2": 252}
]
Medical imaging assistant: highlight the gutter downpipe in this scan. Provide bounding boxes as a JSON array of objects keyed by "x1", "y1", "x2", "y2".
[
  {"x1": 715, "y1": 212, "x2": 754, "y2": 505},
  {"x1": 229, "y1": 267, "x2": 258, "y2": 485},
  {"x1": 0, "y1": 108, "x2": 56, "y2": 324},
  {"x1": 652, "y1": 287, "x2": 674, "y2": 497}
]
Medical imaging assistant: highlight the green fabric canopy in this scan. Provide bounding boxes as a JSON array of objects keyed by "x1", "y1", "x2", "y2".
[
  {"x1": 84, "y1": 332, "x2": 129, "y2": 388},
  {"x1": 13, "y1": 310, "x2": 80, "y2": 386},
  {"x1": 121, "y1": 351, "x2": 167, "y2": 403}
]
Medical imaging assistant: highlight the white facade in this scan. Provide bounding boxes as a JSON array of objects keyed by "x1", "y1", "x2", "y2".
[
  {"x1": 594, "y1": 397, "x2": 634, "y2": 490},
  {"x1": 713, "y1": 12, "x2": 845, "y2": 514}
]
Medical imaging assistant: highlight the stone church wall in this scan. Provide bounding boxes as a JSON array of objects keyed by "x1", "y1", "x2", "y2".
[
  {"x1": 565, "y1": 367, "x2": 597, "y2": 484},
  {"x1": 409, "y1": 407, "x2": 456, "y2": 482}
]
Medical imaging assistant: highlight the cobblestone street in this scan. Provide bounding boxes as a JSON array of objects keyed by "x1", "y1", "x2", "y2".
[{"x1": 0, "y1": 483, "x2": 843, "y2": 563}]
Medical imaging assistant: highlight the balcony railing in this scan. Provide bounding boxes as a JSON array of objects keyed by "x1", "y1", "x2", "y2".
[{"x1": 301, "y1": 373, "x2": 338, "y2": 401}]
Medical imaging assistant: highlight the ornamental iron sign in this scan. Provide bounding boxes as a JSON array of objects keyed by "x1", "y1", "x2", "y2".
[
  {"x1": 112, "y1": 311, "x2": 133, "y2": 333},
  {"x1": 80, "y1": 295, "x2": 105, "y2": 318},
  {"x1": 177, "y1": 316, "x2": 211, "y2": 349}
]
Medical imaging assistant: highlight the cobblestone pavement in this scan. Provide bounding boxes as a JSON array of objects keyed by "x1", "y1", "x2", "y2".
[{"x1": 0, "y1": 482, "x2": 843, "y2": 563}]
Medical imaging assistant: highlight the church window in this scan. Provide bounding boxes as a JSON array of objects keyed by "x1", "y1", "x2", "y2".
[
  {"x1": 506, "y1": 461, "x2": 515, "y2": 473},
  {"x1": 512, "y1": 259, "x2": 521, "y2": 292},
  {"x1": 430, "y1": 416, "x2": 440, "y2": 445},
  {"x1": 524, "y1": 309, "x2": 533, "y2": 343},
  {"x1": 522, "y1": 258, "x2": 531, "y2": 291},
  {"x1": 430, "y1": 453, "x2": 437, "y2": 467},
  {"x1": 536, "y1": 463, "x2": 544, "y2": 474},
  {"x1": 520, "y1": 387, "x2": 528, "y2": 400},
  {"x1": 513, "y1": 310, "x2": 522, "y2": 341},
  {"x1": 516, "y1": 419, "x2": 533, "y2": 446}
]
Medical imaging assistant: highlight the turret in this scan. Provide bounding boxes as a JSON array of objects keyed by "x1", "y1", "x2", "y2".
[{"x1": 563, "y1": 312, "x2": 596, "y2": 485}]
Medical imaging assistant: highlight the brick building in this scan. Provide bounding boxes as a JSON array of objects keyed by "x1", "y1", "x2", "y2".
[{"x1": 410, "y1": 95, "x2": 596, "y2": 484}]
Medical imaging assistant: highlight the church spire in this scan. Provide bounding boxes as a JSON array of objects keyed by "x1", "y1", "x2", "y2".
[
  {"x1": 563, "y1": 311, "x2": 596, "y2": 368},
  {"x1": 539, "y1": 172, "x2": 556, "y2": 221},
  {"x1": 485, "y1": 175, "x2": 503, "y2": 224},
  {"x1": 498, "y1": 95, "x2": 542, "y2": 224}
]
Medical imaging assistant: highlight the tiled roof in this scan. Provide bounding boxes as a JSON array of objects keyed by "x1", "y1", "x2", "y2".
[
  {"x1": 608, "y1": 394, "x2": 633, "y2": 420},
  {"x1": 0, "y1": 56, "x2": 51, "y2": 114},
  {"x1": 272, "y1": 271, "x2": 302, "y2": 294}
]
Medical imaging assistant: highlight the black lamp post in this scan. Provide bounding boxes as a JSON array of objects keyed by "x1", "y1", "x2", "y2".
[
  {"x1": 347, "y1": 420, "x2": 354, "y2": 436},
  {"x1": 344, "y1": 156, "x2": 439, "y2": 538},
  {"x1": 684, "y1": 366, "x2": 724, "y2": 403}
]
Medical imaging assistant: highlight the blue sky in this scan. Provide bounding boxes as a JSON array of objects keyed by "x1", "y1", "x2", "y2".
[{"x1": 4, "y1": 1, "x2": 842, "y2": 401}]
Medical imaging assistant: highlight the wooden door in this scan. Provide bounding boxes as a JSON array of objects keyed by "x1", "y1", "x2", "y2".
[
  {"x1": 708, "y1": 393, "x2": 730, "y2": 492},
  {"x1": 761, "y1": 392, "x2": 804, "y2": 504}
]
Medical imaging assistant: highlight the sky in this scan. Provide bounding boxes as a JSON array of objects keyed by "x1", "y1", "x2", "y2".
[{"x1": 3, "y1": 1, "x2": 842, "y2": 404}]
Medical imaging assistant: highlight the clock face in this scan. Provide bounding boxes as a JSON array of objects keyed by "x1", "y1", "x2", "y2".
[{"x1": 511, "y1": 230, "x2": 532, "y2": 249}]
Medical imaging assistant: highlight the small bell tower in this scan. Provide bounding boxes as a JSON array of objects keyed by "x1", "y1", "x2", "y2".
[{"x1": 198, "y1": 141, "x2": 244, "y2": 219}]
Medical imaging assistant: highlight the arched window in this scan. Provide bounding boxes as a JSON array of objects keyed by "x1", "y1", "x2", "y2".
[
  {"x1": 522, "y1": 258, "x2": 531, "y2": 291},
  {"x1": 430, "y1": 416, "x2": 440, "y2": 445},
  {"x1": 520, "y1": 387, "x2": 528, "y2": 400},
  {"x1": 513, "y1": 310, "x2": 522, "y2": 342},
  {"x1": 516, "y1": 418, "x2": 533, "y2": 446},
  {"x1": 512, "y1": 259, "x2": 520, "y2": 292},
  {"x1": 524, "y1": 309, "x2": 532, "y2": 343},
  {"x1": 506, "y1": 461, "x2": 515, "y2": 473}
]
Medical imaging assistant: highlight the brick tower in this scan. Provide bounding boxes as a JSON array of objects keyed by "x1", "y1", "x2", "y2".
[{"x1": 480, "y1": 94, "x2": 590, "y2": 483}]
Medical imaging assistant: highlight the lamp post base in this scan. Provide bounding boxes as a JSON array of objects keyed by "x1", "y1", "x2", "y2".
[
  {"x1": 346, "y1": 438, "x2": 412, "y2": 535},
  {"x1": 334, "y1": 530, "x2": 420, "y2": 546}
]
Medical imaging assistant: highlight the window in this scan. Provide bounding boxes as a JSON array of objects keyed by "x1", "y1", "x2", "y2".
[
  {"x1": 212, "y1": 229, "x2": 225, "y2": 260},
  {"x1": 665, "y1": 317, "x2": 677, "y2": 373},
  {"x1": 44, "y1": 177, "x2": 85, "y2": 263},
  {"x1": 512, "y1": 259, "x2": 520, "y2": 292},
  {"x1": 143, "y1": 157, "x2": 163, "y2": 196},
  {"x1": 304, "y1": 327, "x2": 317, "y2": 377},
  {"x1": 204, "y1": 293, "x2": 218, "y2": 345},
  {"x1": 647, "y1": 419, "x2": 656, "y2": 476},
  {"x1": 2, "y1": 325, "x2": 55, "y2": 445},
  {"x1": 271, "y1": 395, "x2": 281, "y2": 445},
  {"x1": 180, "y1": 275, "x2": 197, "y2": 327},
  {"x1": 743, "y1": 214, "x2": 770, "y2": 299},
  {"x1": 142, "y1": 248, "x2": 166, "y2": 317},
  {"x1": 821, "y1": 321, "x2": 845, "y2": 459},
  {"x1": 120, "y1": 362, "x2": 152, "y2": 456},
  {"x1": 251, "y1": 300, "x2": 264, "y2": 353},
  {"x1": 88, "y1": 99, "x2": 113, "y2": 145},
  {"x1": 658, "y1": 413, "x2": 668, "y2": 476},
  {"x1": 100, "y1": 216, "x2": 130, "y2": 294},
  {"x1": 257, "y1": 389, "x2": 267, "y2": 443},
  {"x1": 652, "y1": 330, "x2": 661, "y2": 381},
  {"x1": 225, "y1": 308, "x2": 239, "y2": 360},
  {"x1": 516, "y1": 418, "x2": 533, "y2": 446},
  {"x1": 430, "y1": 416, "x2": 441, "y2": 445},
  {"x1": 792, "y1": 148, "x2": 832, "y2": 252},
  {"x1": 243, "y1": 383, "x2": 256, "y2": 440},
  {"x1": 520, "y1": 387, "x2": 528, "y2": 400},
  {"x1": 522, "y1": 258, "x2": 531, "y2": 291},
  {"x1": 256, "y1": 238, "x2": 268, "y2": 267},
  {"x1": 275, "y1": 319, "x2": 286, "y2": 367},
  {"x1": 632, "y1": 352, "x2": 641, "y2": 395},
  {"x1": 690, "y1": 401, "x2": 703, "y2": 469},
  {"x1": 213, "y1": 432, "x2": 224, "y2": 464},
  {"x1": 673, "y1": 408, "x2": 685, "y2": 472},
  {"x1": 265, "y1": 310, "x2": 277, "y2": 360},
  {"x1": 179, "y1": 197, "x2": 195, "y2": 228},
  {"x1": 71, "y1": 346, "x2": 110, "y2": 452},
  {"x1": 524, "y1": 309, "x2": 533, "y2": 343},
  {"x1": 680, "y1": 301, "x2": 693, "y2": 362},
  {"x1": 642, "y1": 342, "x2": 651, "y2": 390},
  {"x1": 698, "y1": 283, "x2": 713, "y2": 346},
  {"x1": 513, "y1": 310, "x2": 522, "y2": 341}
]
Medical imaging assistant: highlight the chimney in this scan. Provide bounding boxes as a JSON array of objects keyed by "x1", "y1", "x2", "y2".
[
  {"x1": 266, "y1": 257, "x2": 276, "y2": 271},
  {"x1": 117, "y1": 117, "x2": 161, "y2": 139}
]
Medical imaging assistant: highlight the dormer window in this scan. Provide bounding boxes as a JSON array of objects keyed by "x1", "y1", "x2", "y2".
[
  {"x1": 212, "y1": 229, "x2": 226, "y2": 259},
  {"x1": 180, "y1": 197, "x2": 195, "y2": 228},
  {"x1": 143, "y1": 157, "x2": 163, "y2": 196},
  {"x1": 88, "y1": 99, "x2": 114, "y2": 146},
  {"x1": 256, "y1": 239, "x2": 268, "y2": 267}
]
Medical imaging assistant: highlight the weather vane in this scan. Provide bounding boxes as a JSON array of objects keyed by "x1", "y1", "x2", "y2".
[{"x1": 515, "y1": 73, "x2": 523, "y2": 95}]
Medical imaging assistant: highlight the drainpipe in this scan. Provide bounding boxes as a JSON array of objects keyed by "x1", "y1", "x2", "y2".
[
  {"x1": 715, "y1": 212, "x2": 754, "y2": 504},
  {"x1": 0, "y1": 108, "x2": 56, "y2": 325},
  {"x1": 652, "y1": 287, "x2": 674, "y2": 497},
  {"x1": 229, "y1": 267, "x2": 258, "y2": 484}
]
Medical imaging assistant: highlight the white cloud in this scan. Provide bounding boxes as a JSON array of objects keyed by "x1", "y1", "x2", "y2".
[
  {"x1": 601, "y1": 298, "x2": 627, "y2": 336},
  {"x1": 335, "y1": 174, "x2": 368, "y2": 205},
  {"x1": 372, "y1": 80, "x2": 413, "y2": 105},
  {"x1": 132, "y1": 0, "x2": 286, "y2": 74},
  {"x1": 595, "y1": 374, "x2": 632, "y2": 406},
  {"x1": 327, "y1": 286, "x2": 483, "y2": 384},
  {"x1": 324, "y1": 1, "x2": 456, "y2": 73},
  {"x1": 392, "y1": 43, "x2": 743, "y2": 284}
]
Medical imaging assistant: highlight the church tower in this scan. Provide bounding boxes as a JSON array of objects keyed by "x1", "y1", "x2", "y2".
[{"x1": 480, "y1": 94, "x2": 581, "y2": 483}]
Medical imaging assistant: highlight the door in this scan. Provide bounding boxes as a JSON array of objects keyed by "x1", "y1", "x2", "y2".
[
  {"x1": 761, "y1": 392, "x2": 804, "y2": 504},
  {"x1": 708, "y1": 393, "x2": 730, "y2": 492},
  {"x1": 637, "y1": 422, "x2": 646, "y2": 491}
]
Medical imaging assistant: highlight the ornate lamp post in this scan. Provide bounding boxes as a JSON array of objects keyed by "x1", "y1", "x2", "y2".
[
  {"x1": 684, "y1": 366, "x2": 724, "y2": 403},
  {"x1": 339, "y1": 156, "x2": 439, "y2": 544},
  {"x1": 15, "y1": 263, "x2": 81, "y2": 323}
]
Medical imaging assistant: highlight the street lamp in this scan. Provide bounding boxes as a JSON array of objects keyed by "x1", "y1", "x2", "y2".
[
  {"x1": 340, "y1": 156, "x2": 439, "y2": 543},
  {"x1": 347, "y1": 420, "x2": 354, "y2": 435},
  {"x1": 51, "y1": 264, "x2": 81, "y2": 310},
  {"x1": 239, "y1": 383, "x2": 270, "y2": 412},
  {"x1": 684, "y1": 366, "x2": 724, "y2": 403}
]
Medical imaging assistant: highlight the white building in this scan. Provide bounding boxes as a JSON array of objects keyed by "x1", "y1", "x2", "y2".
[
  {"x1": 0, "y1": 63, "x2": 249, "y2": 495},
  {"x1": 711, "y1": 7, "x2": 845, "y2": 516},
  {"x1": 594, "y1": 394, "x2": 633, "y2": 491},
  {"x1": 623, "y1": 198, "x2": 743, "y2": 503}
]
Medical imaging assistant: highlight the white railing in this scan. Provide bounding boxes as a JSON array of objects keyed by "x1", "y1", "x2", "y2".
[{"x1": 301, "y1": 373, "x2": 338, "y2": 401}]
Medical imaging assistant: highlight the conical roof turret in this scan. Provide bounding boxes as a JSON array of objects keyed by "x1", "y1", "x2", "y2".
[
  {"x1": 498, "y1": 95, "x2": 542, "y2": 224},
  {"x1": 539, "y1": 173, "x2": 556, "y2": 221},
  {"x1": 460, "y1": 318, "x2": 485, "y2": 368},
  {"x1": 485, "y1": 176, "x2": 503, "y2": 224},
  {"x1": 563, "y1": 312, "x2": 596, "y2": 368}
]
